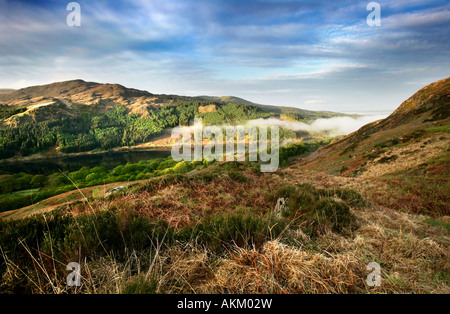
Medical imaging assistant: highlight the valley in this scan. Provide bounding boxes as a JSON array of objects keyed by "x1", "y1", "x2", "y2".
[
  {"x1": 0, "y1": 78, "x2": 448, "y2": 294},
  {"x1": 2, "y1": 0, "x2": 449, "y2": 299}
]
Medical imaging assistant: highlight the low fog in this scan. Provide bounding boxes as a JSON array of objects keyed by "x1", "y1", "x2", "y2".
[{"x1": 247, "y1": 114, "x2": 389, "y2": 136}]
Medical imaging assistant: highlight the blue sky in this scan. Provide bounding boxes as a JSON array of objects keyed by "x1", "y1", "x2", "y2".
[{"x1": 0, "y1": 0, "x2": 449, "y2": 112}]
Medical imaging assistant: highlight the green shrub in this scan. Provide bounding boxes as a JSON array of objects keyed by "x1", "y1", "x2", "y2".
[
  {"x1": 179, "y1": 213, "x2": 288, "y2": 251},
  {"x1": 122, "y1": 275, "x2": 159, "y2": 294},
  {"x1": 0, "y1": 195, "x2": 33, "y2": 213},
  {"x1": 266, "y1": 184, "x2": 359, "y2": 235},
  {"x1": 195, "y1": 172, "x2": 218, "y2": 182},
  {"x1": 227, "y1": 170, "x2": 249, "y2": 183},
  {"x1": 313, "y1": 198, "x2": 353, "y2": 233},
  {"x1": 173, "y1": 161, "x2": 191, "y2": 173},
  {"x1": 331, "y1": 188, "x2": 367, "y2": 208}
]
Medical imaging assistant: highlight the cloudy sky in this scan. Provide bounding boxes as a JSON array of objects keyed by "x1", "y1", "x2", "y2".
[{"x1": 0, "y1": 0, "x2": 449, "y2": 113}]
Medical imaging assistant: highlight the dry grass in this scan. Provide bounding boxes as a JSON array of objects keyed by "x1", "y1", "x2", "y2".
[
  {"x1": 2, "y1": 201, "x2": 447, "y2": 294},
  {"x1": 70, "y1": 169, "x2": 274, "y2": 228},
  {"x1": 198, "y1": 104, "x2": 218, "y2": 114},
  {"x1": 1, "y1": 164, "x2": 448, "y2": 294},
  {"x1": 159, "y1": 205, "x2": 448, "y2": 294}
]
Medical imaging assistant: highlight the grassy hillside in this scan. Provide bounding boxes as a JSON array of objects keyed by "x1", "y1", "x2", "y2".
[
  {"x1": 297, "y1": 77, "x2": 450, "y2": 215},
  {"x1": 0, "y1": 79, "x2": 448, "y2": 294},
  {"x1": 0, "y1": 162, "x2": 448, "y2": 294}
]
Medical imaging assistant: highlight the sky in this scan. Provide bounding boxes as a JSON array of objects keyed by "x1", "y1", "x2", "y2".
[{"x1": 0, "y1": 0, "x2": 449, "y2": 113}]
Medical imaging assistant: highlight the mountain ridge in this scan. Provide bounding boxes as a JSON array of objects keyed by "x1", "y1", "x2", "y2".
[
  {"x1": 197, "y1": 95, "x2": 353, "y2": 118},
  {"x1": 0, "y1": 79, "x2": 351, "y2": 125}
]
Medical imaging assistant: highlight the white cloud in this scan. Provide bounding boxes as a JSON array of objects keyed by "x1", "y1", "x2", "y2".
[
  {"x1": 304, "y1": 99, "x2": 328, "y2": 105},
  {"x1": 383, "y1": 7, "x2": 450, "y2": 28}
]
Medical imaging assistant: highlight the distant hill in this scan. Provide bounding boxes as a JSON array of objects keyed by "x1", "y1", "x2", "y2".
[
  {"x1": 0, "y1": 79, "x2": 351, "y2": 125},
  {"x1": 0, "y1": 89, "x2": 15, "y2": 94},
  {"x1": 197, "y1": 95, "x2": 353, "y2": 119},
  {"x1": 197, "y1": 95, "x2": 257, "y2": 106},
  {"x1": 0, "y1": 80, "x2": 153, "y2": 104},
  {"x1": 0, "y1": 80, "x2": 161, "y2": 122}
]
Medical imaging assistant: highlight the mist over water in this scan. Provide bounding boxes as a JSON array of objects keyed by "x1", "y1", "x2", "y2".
[{"x1": 247, "y1": 113, "x2": 389, "y2": 136}]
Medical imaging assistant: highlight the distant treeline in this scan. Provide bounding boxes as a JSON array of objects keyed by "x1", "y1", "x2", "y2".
[{"x1": 0, "y1": 102, "x2": 272, "y2": 158}]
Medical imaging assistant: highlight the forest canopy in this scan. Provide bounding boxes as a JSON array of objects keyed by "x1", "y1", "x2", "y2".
[{"x1": 0, "y1": 102, "x2": 273, "y2": 158}]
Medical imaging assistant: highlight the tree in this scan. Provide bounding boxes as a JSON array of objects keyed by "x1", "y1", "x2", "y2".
[{"x1": 31, "y1": 175, "x2": 48, "y2": 188}]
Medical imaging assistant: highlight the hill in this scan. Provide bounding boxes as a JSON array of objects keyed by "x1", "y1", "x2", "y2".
[
  {"x1": 0, "y1": 89, "x2": 15, "y2": 94},
  {"x1": 198, "y1": 95, "x2": 354, "y2": 120},
  {"x1": 295, "y1": 77, "x2": 450, "y2": 215},
  {"x1": 0, "y1": 80, "x2": 168, "y2": 122},
  {"x1": 0, "y1": 79, "x2": 353, "y2": 159},
  {"x1": 197, "y1": 95, "x2": 257, "y2": 106},
  {"x1": 0, "y1": 79, "x2": 350, "y2": 124}
]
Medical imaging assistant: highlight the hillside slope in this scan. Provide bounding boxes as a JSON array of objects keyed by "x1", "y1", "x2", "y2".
[
  {"x1": 1, "y1": 159, "x2": 449, "y2": 294},
  {"x1": 296, "y1": 77, "x2": 450, "y2": 215}
]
